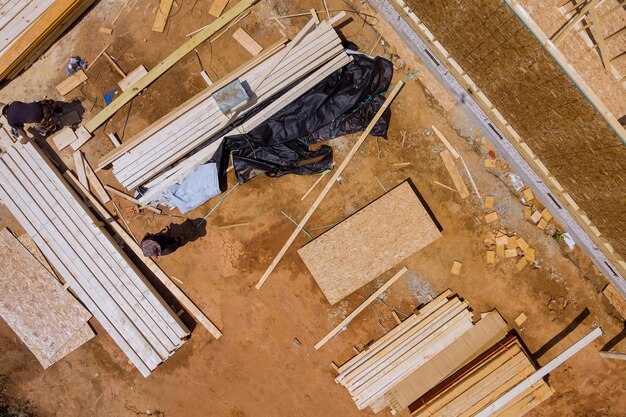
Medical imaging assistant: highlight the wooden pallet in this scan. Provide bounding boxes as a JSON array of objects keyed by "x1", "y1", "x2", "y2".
[{"x1": 0, "y1": 142, "x2": 189, "y2": 376}]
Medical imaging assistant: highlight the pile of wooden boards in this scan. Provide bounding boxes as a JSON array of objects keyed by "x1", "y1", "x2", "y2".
[
  {"x1": 483, "y1": 228, "x2": 537, "y2": 271},
  {"x1": 0, "y1": 142, "x2": 189, "y2": 377},
  {"x1": 409, "y1": 335, "x2": 553, "y2": 416},
  {"x1": 335, "y1": 291, "x2": 474, "y2": 410},
  {"x1": 0, "y1": 0, "x2": 95, "y2": 81},
  {"x1": 0, "y1": 228, "x2": 95, "y2": 368},
  {"x1": 97, "y1": 14, "x2": 351, "y2": 205},
  {"x1": 298, "y1": 181, "x2": 442, "y2": 305}
]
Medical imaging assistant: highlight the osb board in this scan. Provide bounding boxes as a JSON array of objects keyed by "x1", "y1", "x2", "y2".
[
  {"x1": 405, "y1": 0, "x2": 626, "y2": 259},
  {"x1": 298, "y1": 182, "x2": 441, "y2": 305},
  {"x1": 0, "y1": 229, "x2": 93, "y2": 368}
]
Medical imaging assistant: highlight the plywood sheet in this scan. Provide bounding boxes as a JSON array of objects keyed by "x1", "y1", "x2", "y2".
[
  {"x1": 298, "y1": 182, "x2": 441, "y2": 304},
  {"x1": 0, "y1": 228, "x2": 93, "y2": 367}
]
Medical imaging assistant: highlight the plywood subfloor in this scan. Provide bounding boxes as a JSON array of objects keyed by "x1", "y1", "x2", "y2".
[
  {"x1": 0, "y1": 228, "x2": 93, "y2": 368},
  {"x1": 298, "y1": 181, "x2": 442, "y2": 305}
]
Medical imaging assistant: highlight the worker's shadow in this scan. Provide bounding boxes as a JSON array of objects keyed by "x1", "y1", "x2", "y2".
[{"x1": 167, "y1": 218, "x2": 207, "y2": 248}]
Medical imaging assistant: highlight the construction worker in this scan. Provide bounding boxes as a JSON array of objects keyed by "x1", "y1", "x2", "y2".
[
  {"x1": 1, "y1": 99, "x2": 83, "y2": 143},
  {"x1": 140, "y1": 219, "x2": 205, "y2": 257}
]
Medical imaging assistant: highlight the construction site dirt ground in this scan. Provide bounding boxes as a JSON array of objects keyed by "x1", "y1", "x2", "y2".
[{"x1": 0, "y1": 1, "x2": 624, "y2": 416}]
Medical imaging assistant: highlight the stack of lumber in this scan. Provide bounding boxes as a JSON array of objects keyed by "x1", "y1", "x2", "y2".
[
  {"x1": 0, "y1": 228, "x2": 95, "y2": 368},
  {"x1": 0, "y1": 142, "x2": 189, "y2": 377},
  {"x1": 0, "y1": 0, "x2": 95, "y2": 81},
  {"x1": 298, "y1": 181, "x2": 442, "y2": 305},
  {"x1": 98, "y1": 15, "x2": 351, "y2": 205},
  {"x1": 335, "y1": 291, "x2": 474, "y2": 410},
  {"x1": 409, "y1": 335, "x2": 553, "y2": 417}
]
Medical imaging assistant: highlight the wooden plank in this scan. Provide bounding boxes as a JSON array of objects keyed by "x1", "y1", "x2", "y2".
[
  {"x1": 599, "y1": 351, "x2": 626, "y2": 361},
  {"x1": 65, "y1": 172, "x2": 223, "y2": 339},
  {"x1": 0, "y1": 228, "x2": 93, "y2": 368},
  {"x1": 232, "y1": 27, "x2": 263, "y2": 56},
  {"x1": 103, "y1": 184, "x2": 161, "y2": 214},
  {"x1": 56, "y1": 69, "x2": 87, "y2": 96},
  {"x1": 152, "y1": 0, "x2": 174, "y2": 32},
  {"x1": 551, "y1": 0, "x2": 596, "y2": 44},
  {"x1": 298, "y1": 181, "x2": 441, "y2": 304},
  {"x1": 432, "y1": 125, "x2": 460, "y2": 158},
  {"x1": 107, "y1": 132, "x2": 121, "y2": 147},
  {"x1": 51, "y1": 127, "x2": 78, "y2": 150},
  {"x1": 439, "y1": 150, "x2": 470, "y2": 199},
  {"x1": 83, "y1": 158, "x2": 110, "y2": 203},
  {"x1": 118, "y1": 65, "x2": 148, "y2": 92},
  {"x1": 104, "y1": 52, "x2": 126, "y2": 78},
  {"x1": 255, "y1": 81, "x2": 404, "y2": 289},
  {"x1": 72, "y1": 150, "x2": 87, "y2": 188},
  {"x1": 475, "y1": 327, "x2": 602, "y2": 417},
  {"x1": 83, "y1": 0, "x2": 259, "y2": 135},
  {"x1": 603, "y1": 283, "x2": 626, "y2": 319},
  {"x1": 314, "y1": 268, "x2": 407, "y2": 350},
  {"x1": 386, "y1": 310, "x2": 508, "y2": 413},
  {"x1": 209, "y1": 0, "x2": 229, "y2": 17}
]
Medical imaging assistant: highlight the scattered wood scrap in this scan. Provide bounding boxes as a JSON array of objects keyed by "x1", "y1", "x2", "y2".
[
  {"x1": 484, "y1": 195, "x2": 494, "y2": 209},
  {"x1": 100, "y1": 27, "x2": 113, "y2": 34},
  {"x1": 83, "y1": 158, "x2": 111, "y2": 203},
  {"x1": 484, "y1": 211, "x2": 499, "y2": 224},
  {"x1": 297, "y1": 181, "x2": 441, "y2": 304},
  {"x1": 56, "y1": 70, "x2": 88, "y2": 96},
  {"x1": 451, "y1": 261, "x2": 462, "y2": 275},
  {"x1": 514, "y1": 312, "x2": 527, "y2": 327},
  {"x1": 484, "y1": 159, "x2": 496, "y2": 168},
  {"x1": 209, "y1": 0, "x2": 230, "y2": 17},
  {"x1": 118, "y1": 65, "x2": 148, "y2": 92},
  {"x1": 232, "y1": 27, "x2": 263, "y2": 55},
  {"x1": 522, "y1": 188, "x2": 535, "y2": 202},
  {"x1": 72, "y1": 151, "x2": 88, "y2": 188},
  {"x1": 152, "y1": 0, "x2": 174, "y2": 32},
  {"x1": 51, "y1": 127, "x2": 78, "y2": 151}
]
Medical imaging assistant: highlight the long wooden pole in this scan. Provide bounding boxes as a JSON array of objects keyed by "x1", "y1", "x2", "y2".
[
  {"x1": 255, "y1": 81, "x2": 404, "y2": 289},
  {"x1": 65, "y1": 171, "x2": 223, "y2": 339},
  {"x1": 475, "y1": 327, "x2": 602, "y2": 417},
  {"x1": 82, "y1": 0, "x2": 258, "y2": 134},
  {"x1": 314, "y1": 267, "x2": 407, "y2": 350}
]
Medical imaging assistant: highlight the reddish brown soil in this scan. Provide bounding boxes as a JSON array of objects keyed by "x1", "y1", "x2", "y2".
[{"x1": 0, "y1": 1, "x2": 624, "y2": 416}]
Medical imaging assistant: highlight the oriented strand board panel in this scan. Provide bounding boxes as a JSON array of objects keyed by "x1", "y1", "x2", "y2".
[
  {"x1": 0, "y1": 228, "x2": 93, "y2": 368},
  {"x1": 405, "y1": 0, "x2": 626, "y2": 258},
  {"x1": 298, "y1": 182, "x2": 441, "y2": 304}
]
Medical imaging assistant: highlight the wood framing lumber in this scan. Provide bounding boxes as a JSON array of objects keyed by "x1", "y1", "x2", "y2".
[
  {"x1": 96, "y1": 37, "x2": 287, "y2": 168},
  {"x1": 432, "y1": 125, "x2": 459, "y2": 159},
  {"x1": 83, "y1": 158, "x2": 110, "y2": 203},
  {"x1": 72, "y1": 150, "x2": 87, "y2": 188},
  {"x1": 475, "y1": 327, "x2": 602, "y2": 417},
  {"x1": 301, "y1": 170, "x2": 328, "y2": 201},
  {"x1": 152, "y1": 0, "x2": 174, "y2": 32},
  {"x1": 588, "y1": 6, "x2": 609, "y2": 70},
  {"x1": 118, "y1": 65, "x2": 148, "y2": 92},
  {"x1": 107, "y1": 132, "x2": 121, "y2": 147},
  {"x1": 255, "y1": 81, "x2": 404, "y2": 289},
  {"x1": 104, "y1": 52, "x2": 126, "y2": 78},
  {"x1": 551, "y1": 0, "x2": 596, "y2": 45},
  {"x1": 83, "y1": 0, "x2": 259, "y2": 135},
  {"x1": 51, "y1": 126, "x2": 78, "y2": 151},
  {"x1": 209, "y1": 0, "x2": 230, "y2": 17},
  {"x1": 232, "y1": 27, "x2": 263, "y2": 55},
  {"x1": 56, "y1": 70, "x2": 87, "y2": 96},
  {"x1": 315, "y1": 267, "x2": 407, "y2": 350},
  {"x1": 603, "y1": 283, "x2": 626, "y2": 319},
  {"x1": 65, "y1": 172, "x2": 223, "y2": 339},
  {"x1": 104, "y1": 185, "x2": 161, "y2": 214},
  {"x1": 599, "y1": 351, "x2": 626, "y2": 361},
  {"x1": 439, "y1": 150, "x2": 470, "y2": 199}
]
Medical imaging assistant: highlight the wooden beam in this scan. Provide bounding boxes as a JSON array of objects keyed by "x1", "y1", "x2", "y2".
[
  {"x1": 551, "y1": 0, "x2": 596, "y2": 45},
  {"x1": 51, "y1": 127, "x2": 78, "y2": 150},
  {"x1": 209, "y1": 0, "x2": 230, "y2": 17},
  {"x1": 255, "y1": 81, "x2": 404, "y2": 289},
  {"x1": 314, "y1": 268, "x2": 408, "y2": 350},
  {"x1": 301, "y1": 170, "x2": 328, "y2": 201},
  {"x1": 65, "y1": 172, "x2": 223, "y2": 339},
  {"x1": 56, "y1": 70, "x2": 87, "y2": 96},
  {"x1": 83, "y1": 158, "x2": 111, "y2": 203},
  {"x1": 104, "y1": 52, "x2": 126, "y2": 78},
  {"x1": 118, "y1": 65, "x2": 148, "y2": 92},
  {"x1": 104, "y1": 184, "x2": 162, "y2": 214},
  {"x1": 431, "y1": 125, "x2": 460, "y2": 158},
  {"x1": 599, "y1": 351, "x2": 626, "y2": 361},
  {"x1": 107, "y1": 132, "x2": 121, "y2": 147},
  {"x1": 82, "y1": 0, "x2": 259, "y2": 135},
  {"x1": 439, "y1": 150, "x2": 470, "y2": 199},
  {"x1": 232, "y1": 28, "x2": 263, "y2": 56},
  {"x1": 588, "y1": 5, "x2": 609, "y2": 70},
  {"x1": 475, "y1": 327, "x2": 602, "y2": 417},
  {"x1": 72, "y1": 151, "x2": 88, "y2": 188},
  {"x1": 152, "y1": 0, "x2": 174, "y2": 32}
]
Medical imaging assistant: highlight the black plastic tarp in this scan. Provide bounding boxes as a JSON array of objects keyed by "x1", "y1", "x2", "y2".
[{"x1": 222, "y1": 53, "x2": 394, "y2": 183}]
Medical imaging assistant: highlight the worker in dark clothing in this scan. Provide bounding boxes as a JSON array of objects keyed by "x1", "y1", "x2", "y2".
[
  {"x1": 140, "y1": 219, "x2": 207, "y2": 257},
  {"x1": 1, "y1": 99, "x2": 84, "y2": 143}
]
